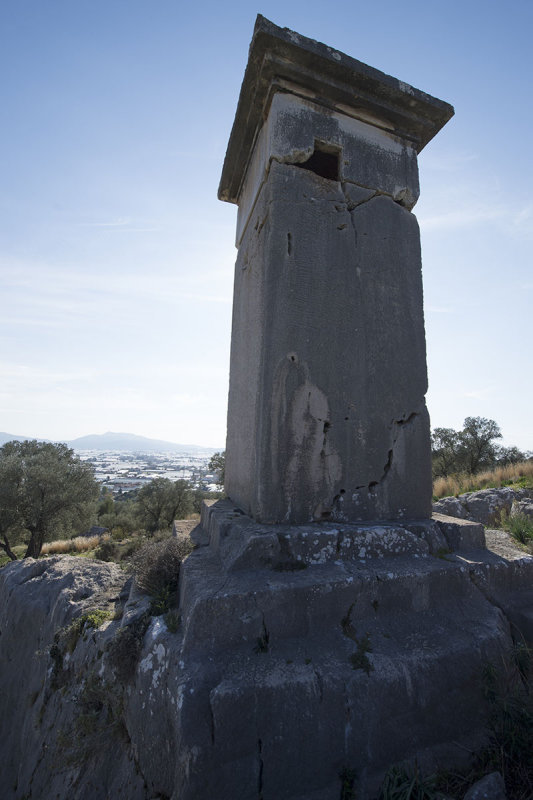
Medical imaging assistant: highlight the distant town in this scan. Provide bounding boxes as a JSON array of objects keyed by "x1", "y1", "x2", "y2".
[
  {"x1": 77, "y1": 449, "x2": 220, "y2": 494},
  {"x1": 0, "y1": 431, "x2": 223, "y2": 494}
]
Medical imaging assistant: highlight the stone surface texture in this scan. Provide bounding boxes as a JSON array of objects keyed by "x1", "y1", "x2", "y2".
[
  {"x1": 225, "y1": 146, "x2": 433, "y2": 524},
  {"x1": 463, "y1": 771, "x2": 507, "y2": 800},
  {"x1": 433, "y1": 487, "x2": 533, "y2": 526},
  {"x1": 1, "y1": 524, "x2": 532, "y2": 799},
  {"x1": 219, "y1": 16, "x2": 454, "y2": 205},
  {"x1": 0, "y1": 557, "x2": 146, "y2": 800},
  {"x1": 510, "y1": 498, "x2": 533, "y2": 518},
  {"x1": 221, "y1": 18, "x2": 453, "y2": 526}
]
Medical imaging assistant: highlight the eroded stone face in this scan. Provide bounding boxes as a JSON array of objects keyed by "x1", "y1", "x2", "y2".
[
  {"x1": 219, "y1": 18, "x2": 453, "y2": 527},
  {"x1": 235, "y1": 93, "x2": 420, "y2": 245},
  {"x1": 225, "y1": 154, "x2": 432, "y2": 524}
]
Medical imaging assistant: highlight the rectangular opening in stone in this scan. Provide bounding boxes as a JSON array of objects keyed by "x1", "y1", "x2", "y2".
[{"x1": 296, "y1": 140, "x2": 340, "y2": 181}]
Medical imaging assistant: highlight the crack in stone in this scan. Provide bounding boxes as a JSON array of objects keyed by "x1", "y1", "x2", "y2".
[
  {"x1": 466, "y1": 567, "x2": 529, "y2": 668},
  {"x1": 393, "y1": 411, "x2": 418, "y2": 427},
  {"x1": 208, "y1": 692, "x2": 216, "y2": 745},
  {"x1": 340, "y1": 182, "x2": 378, "y2": 212},
  {"x1": 339, "y1": 183, "x2": 360, "y2": 254},
  {"x1": 349, "y1": 411, "x2": 420, "y2": 499},
  {"x1": 257, "y1": 737, "x2": 264, "y2": 799},
  {"x1": 342, "y1": 178, "x2": 415, "y2": 210},
  {"x1": 313, "y1": 668, "x2": 324, "y2": 704}
]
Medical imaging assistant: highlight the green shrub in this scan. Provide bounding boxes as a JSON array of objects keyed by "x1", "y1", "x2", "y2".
[
  {"x1": 132, "y1": 536, "x2": 192, "y2": 613},
  {"x1": 95, "y1": 539, "x2": 119, "y2": 562},
  {"x1": 500, "y1": 511, "x2": 533, "y2": 546},
  {"x1": 106, "y1": 614, "x2": 150, "y2": 684},
  {"x1": 164, "y1": 610, "x2": 181, "y2": 633},
  {"x1": 62, "y1": 609, "x2": 112, "y2": 653}
]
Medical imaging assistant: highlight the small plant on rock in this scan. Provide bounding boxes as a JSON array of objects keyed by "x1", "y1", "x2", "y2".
[
  {"x1": 132, "y1": 536, "x2": 192, "y2": 614},
  {"x1": 499, "y1": 510, "x2": 533, "y2": 547},
  {"x1": 378, "y1": 762, "x2": 439, "y2": 800},
  {"x1": 106, "y1": 614, "x2": 150, "y2": 684},
  {"x1": 56, "y1": 671, "x2": 126, "y2": 767},
  {"x1": 435, "y1": 644, "x2": 533, "y2": 799},
  {"x1": 164, "y1": 610, "x2": 181, "y2": 633},
  {"x1": 339, "y1": 767, "x2": 356, "y2": 800},
  {"x1": 341, "y1": 603, "x2": 374, "y2": 675},
  {"x1": 477, "y1": 644, "x2": 533, "y2": 798}
]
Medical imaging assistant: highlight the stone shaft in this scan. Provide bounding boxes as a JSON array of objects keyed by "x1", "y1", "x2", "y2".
[{"x1": 220, "y1": 17, "x2": 454, "y2": 524}]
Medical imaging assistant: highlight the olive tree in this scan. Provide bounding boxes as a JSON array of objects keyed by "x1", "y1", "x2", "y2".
[
  {"x1": 431, "y1": 427, "x2": 462, "y2": 478},
  {"x1": 0, "y1": 440, "x2": 99, "y2": 560},
  {"x1": 431, "y1": 417, "x2": 505, "y2": 477},
  {"x1": 207, "y1": 451, "x2": 225, "y2": 484},
  {"x1": 136, "y1": 478, "x2": 193, "y2": 534},
  {"x1": 458, "y1": 416, "x2": 502, "y2": 474}
]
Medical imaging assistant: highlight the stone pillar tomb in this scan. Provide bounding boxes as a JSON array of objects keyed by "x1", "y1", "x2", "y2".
[
  {"x1": 219, "y1": 17, "x2": 453, "y2": 526},
  {"x1": 171, "y1": 18, "x2": 533, "y2": 800}
]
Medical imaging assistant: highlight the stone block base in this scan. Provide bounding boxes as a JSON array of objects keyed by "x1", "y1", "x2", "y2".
[{"x1": 169, "y1": 501, "x2": 533, "y2": 799}]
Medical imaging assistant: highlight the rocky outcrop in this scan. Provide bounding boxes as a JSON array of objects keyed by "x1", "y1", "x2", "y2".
[
  {"x1": 1, "y1": 516, "x2": 531, "y2": 799},
  {"x1": 0, "y1": 557, "x2": 148, "y2": 799},
  {"x1": 511, "y1": 499, "x2": 533, "y2": 519},
  {"x1": 433, "y1": 487, "x2": 533, "y2": 526},
  {"x1": 463, "y1": 771, "x2": 506, "y2": 800}
]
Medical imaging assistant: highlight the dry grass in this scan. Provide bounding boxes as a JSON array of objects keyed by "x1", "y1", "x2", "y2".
[
  {"x1": 434, "y1": 461, "x2": 533, "y2": 499},
  {"x1": 41, "y1": 534, "x2": 109, "y2": 555}
]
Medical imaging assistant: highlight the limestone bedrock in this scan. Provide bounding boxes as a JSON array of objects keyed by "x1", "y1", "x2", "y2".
[{"x1": 220, "y1": 17, "x2": 453, "y2": 525}]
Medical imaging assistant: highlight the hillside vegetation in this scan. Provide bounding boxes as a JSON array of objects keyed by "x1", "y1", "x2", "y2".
[{"x1": 433, "y1": 460, "x2": 533, "y2": 499}]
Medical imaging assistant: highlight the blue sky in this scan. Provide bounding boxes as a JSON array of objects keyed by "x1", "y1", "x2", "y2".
[{"x1": 1, "y1": 0, "x2": 531, "y2": 449}]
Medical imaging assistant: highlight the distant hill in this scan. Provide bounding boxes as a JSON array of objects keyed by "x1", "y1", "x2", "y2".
[
  {"x1": 0, "y1": 431, "x2": 219, "y2": 453},
  {"x1": 68, "y1": 432, "x2": 217, "y2": 452},
  {"x1": 0, "y1": 432, "x2": 51, "y2": 446}
]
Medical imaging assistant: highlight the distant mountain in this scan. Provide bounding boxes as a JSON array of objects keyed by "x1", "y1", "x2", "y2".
[
  {"x1": 0, "y1": 432, "x2": 51, "y2": 446},
  {"x1": 0, "y1": 431, "x2": 219, "y2": 453},
  {"x1": 68, "y1": 432, "x2": 216, "y2": 452}
]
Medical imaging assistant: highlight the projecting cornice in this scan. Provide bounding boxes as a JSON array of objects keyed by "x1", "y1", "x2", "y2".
[{"x1": 219, "y1": 15, "x2": 454, "y2": 205}]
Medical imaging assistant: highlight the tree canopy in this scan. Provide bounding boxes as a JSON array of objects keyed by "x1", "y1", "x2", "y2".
[
  {"x1": 136, "y1": 478, "x2": 193, "y2": 534},
  {"x1": 207, "y1": 451, "x2": 225, "y2": 485},
  {"x1": 431, "y1": 417, "x2": 529, "y2": 478},
  {"x1": 0, "y1": 440, "x2": 99, "y2": 560}
]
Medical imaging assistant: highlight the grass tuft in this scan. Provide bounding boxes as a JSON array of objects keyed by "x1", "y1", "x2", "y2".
[
  {"x1": 435, "y1": 644, "x2": 533, "y2": 800},
  {"x1": 41, "y1": 534, "x2": 108, "y2": 555},
  {"x1": 433, "y1": 461, "x2": 533, "y2": 499},
  {"x1": 499, "y1": 510, "x2": 533, "y2": 546},
  {"x1": 378, "y1": 762, "x2": 439, "y2": 799}
]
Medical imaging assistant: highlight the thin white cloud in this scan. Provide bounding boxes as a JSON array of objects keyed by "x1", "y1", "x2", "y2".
[
  {"x1": 0, "y1": 316, "x2": 66, "y2": 328},
  {"x1": 419, "y1": 205, "x2": 505, "y2": 232},
  {"x1": 79, "y1": 217, "x2": 132, "y2": 227},
  {"x1": 419, "y1": 150, "x2": 479, "y2": 172},
  {"x1": 77, "y1": 217, "x2": 161, "y2": 232},
  {"x1": 0, "y1": 362, "x2": 98, "y2": 387},
  {"x1": 0, "y1": 256, "x2": 233, "y2": 326}
]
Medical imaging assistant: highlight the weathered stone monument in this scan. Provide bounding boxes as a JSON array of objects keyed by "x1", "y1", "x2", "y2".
[
  {"x1": 170, "y1": 17, "x2": 533, "y2": 800},
  {"x1": 220, "y1": 16, "x2": 452, "y2": 526},
  {"x1": 1, "y1": 19, "x2": 533, "y2": 800}
]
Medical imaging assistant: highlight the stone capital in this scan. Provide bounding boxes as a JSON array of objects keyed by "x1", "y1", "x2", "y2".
[{"x1": 219, "y1": 14, "x2": 454, "y2": 207}]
